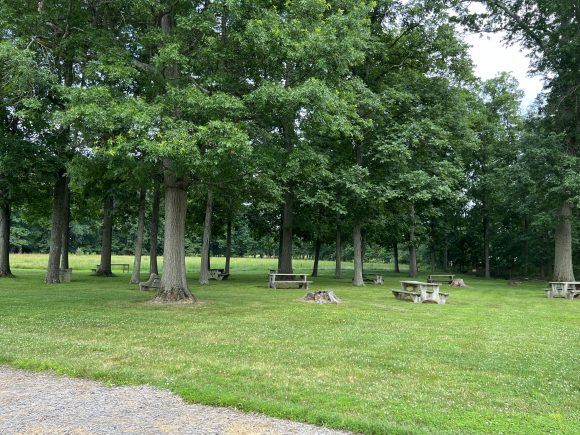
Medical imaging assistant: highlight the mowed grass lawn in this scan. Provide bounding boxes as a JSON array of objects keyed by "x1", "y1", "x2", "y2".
[{"x1": 1, "y1": 255, "x2": 579, "y2": 434}]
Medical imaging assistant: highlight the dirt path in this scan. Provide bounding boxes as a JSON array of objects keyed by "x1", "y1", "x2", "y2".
[{"x1": 0, "y1": 366, "x2": 350, "y2": 434}]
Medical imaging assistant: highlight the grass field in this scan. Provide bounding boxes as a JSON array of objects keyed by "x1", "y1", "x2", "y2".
[{"x1": 1, "y1": 255, "x2": 579, "y2": 434}]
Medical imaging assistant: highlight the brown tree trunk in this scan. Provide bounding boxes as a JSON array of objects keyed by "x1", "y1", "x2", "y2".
[
  {"x1": 408, "y1": 206, "x2": 418, "y2": 278},
  {"x1": 483, "y1": 214, "x2": 491, "y2": 278},
  {"x1": 553, "y1": 201, "x2": 575, "y2": 282},
  {"x1": 60, "y1": 179, "x2": 70, "y2": 270},
  {"x1": 523, "y1": 216, "x2": 529, "y2": 277},
  {"x1": 156, "y1": 171, "x2": 195, "y2": 302},
  {"x1": 45, "y1": 172, "x2": 67, "y2": 283},
  {"x1": 130, "y1": 188, "x2": 147, "y2": 284},
  {"x1": 199, "y1": 189, "x2": 214, "y2": 285},
  {"x1": 225, "y1": 218, "x2": 232, "y2": 275},
  {"x1": 352, "y1": 222, "x2": 364, "y2": 286},
  {"x1": 335, "y1": 223, "x2": 342, "y2": 279},
  {"x1": 0, "y1": 202, "x2": 13, "y2": 277},
  {"x1": 443, "y1": 238, "x2": 449, "y2": 273},
  {"x1": 312, "y1": 239, "x2": 321, "y2": 277},
  {"x1": 279, "y1": 188, "x2": 294, "y2": 273},
  {"x1": 149, "y1": 181, "x2": 160, "y2": 275},
  {"x1": 393, "y1": 243, "x2": 400, "y2": 273},
  {"x1": 430, "y1": 248, "x2": 436, "y2": 273},
  {"x1": 96, "y1": 194, "x2": 114, "y2": 277}
]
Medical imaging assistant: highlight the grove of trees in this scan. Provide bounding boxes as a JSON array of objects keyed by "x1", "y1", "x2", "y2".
[{"x1": 1, "y1": 0, "x2": 578, "y2": 302}]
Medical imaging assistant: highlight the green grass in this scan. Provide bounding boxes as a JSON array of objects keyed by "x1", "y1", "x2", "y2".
[{"x1": 0, "y1": 255, "x2": 578, "y2": 434}]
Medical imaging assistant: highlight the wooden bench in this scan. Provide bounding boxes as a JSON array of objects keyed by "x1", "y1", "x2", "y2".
[
  {"x1": 392, "y1": 289, "x2": 422, "y2": 303},
  {"x1": 269, "y1": 273, "x2": 311, "y2": 289},
  {"x1": 93, "y1": 263, "x2": 130, "y2": 273},
  {"x1": 397, "y1": 280, "x2": 449, "y2": 304},
  {"x1": 209, "y1": 268, "x2": 230, "y2": 281},
  {"x1": 428, "y1": 274, "x2": 455, "y2": 284},
  {"x1": 363, "y1": 274, "x2": 384, "y2": 285},
  {"x1": 139, "y1": 273, "x2": 161, "y2": 291},
  {"x1": 547, "y1": 282, "x2": 580, "y2": 299}
]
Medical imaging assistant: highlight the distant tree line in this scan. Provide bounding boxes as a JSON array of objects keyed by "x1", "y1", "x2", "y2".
[{"x1": 0, "y1": 1, "x2": 577, "y2": 302}]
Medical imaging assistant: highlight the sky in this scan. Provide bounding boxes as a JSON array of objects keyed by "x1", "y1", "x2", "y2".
[{"x1": 463, "y1": 31, "x2": 545, "y2": 110}]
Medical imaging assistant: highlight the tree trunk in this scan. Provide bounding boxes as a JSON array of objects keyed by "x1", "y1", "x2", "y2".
[
  {"x1": 60, "y1": 179, "x2": 70, "y2": 270},
  {"x1": 553, "y1": 201, "x2": 575, "y2": 282},
  {"x1": 335, "y1": 223, "x2": 342, "y2": 279},
  {"x1": 45, "y1": 172, "x2": 67, "y2": 283},
  {"x1": 443, "y1": 239, "x2": 449, "y2": 273},
  {"x1": 523, "y1": 216, "x2": 529, "y2": 277},
  {"x1": 156, "y1": 171, "x2": 194, "y2": 302},
  {"x1": 430, "y1": 248, "x2": 436, "y2": 273},
  {"x1": 483, "y1": 214, "x2": 491, "y2": 278},
  {"x1": 393, "y1": 243, "x2": 400, "y2": 273},
  {"x1": 96, "y1": 194, "x2": 114, "y2": 277},
  {"x1": 312, "y1": 239, "x2": 321, "y2": 277},
  {"x1": 149, "y1": 181, "x2": 160, "y2": 275},
  {"x1": 199, "y1": 188, "x2": 214, "y2": 285},
  {"x1": 352, "y1": 222, "x2": 365, "y2": 286},
  {"x1": 279, "y1": 188, "x2": 294, "y2": 273},
  {"x1": 225, "y1": 218, "x2": 232, "y2": 275},
  {"x1": 408, "y1": 206, "x2": 418, "y2": 278},
  {"x1": 130, "y1": 188, "x2": 147, "y2": 284},
  {"x1": 0, "y1": 202, "x2": 13, "y2": 277}
]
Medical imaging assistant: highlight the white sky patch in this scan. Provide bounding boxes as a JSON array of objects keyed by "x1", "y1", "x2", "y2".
[
  {"x1": 459, "y1": 2, "x2": 544, "y2": 111},
  {"x1": 463, "y1": 32, "x2": 545, "y2": 110}
]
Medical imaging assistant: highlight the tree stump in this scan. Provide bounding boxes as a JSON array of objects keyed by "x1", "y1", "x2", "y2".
[
  {"x1": 450, "y1": 278, "x2": 468, "y2": 288},
  {"x1": 300, "y1": 291, "x2": 341, "y2": 304}
]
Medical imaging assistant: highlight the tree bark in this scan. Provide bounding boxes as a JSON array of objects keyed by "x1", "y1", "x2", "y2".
[
  {"x1": 279, "y1": 187, "x2": 294, "y2": 273},
  {"x1": 130, "y1": 188, "x2": 147, "y2": 284},
  {"x1": 0, "y1": 202, "x2": 13, "y2": 277},
  {"x1": 443, "y1": 237, "x2": 449, "y2": 273},
  {"x1": 408, "y1": 206, "x2": 418, "y2": 278},
  {"x1": 45, "y1": 172, "x2": 67, "y2": 283},
  {"x1": 393, "y1": 242, "x2": 400, "y2": 273},
  {"x1": 483, "y1": 214, "x2": 491, "y2": 278},
  {"x1": 553, "y1": 201, "x2": 575, "y2": 282},
  {"x1": 335, "y1": 223, "x2": 342, "y2": 279},
  {"x1": 199, "y1": 188, "x2": 214, "y2": 285},
  {"x1": 225, "y1": 218, "x2": 232, "y2": 275},
  {"x1": 149, "y1": 181, "x2": 160, "y2": 275},
  {"x1": 156, "y1": 172, "x2": 195, "y2": 302},
  {"x1": 352, "y1": 222, "x2": 365, "y2": 286},
  {"x1": 430, "y1": 248, "x2": 436, "y2": 273},
  {"x1": 60, "y1": 179, "x2": 70, "y2": 270},
  {"x1": 96, "y1": 194, "x2": 114, "y2": 277},
  {"x1": 312, "y1": 239, "x2": 321, "y2": 277}
]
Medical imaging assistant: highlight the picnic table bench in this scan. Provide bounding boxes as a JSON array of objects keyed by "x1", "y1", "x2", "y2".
[
  {"x1": 209, "y1": 268, "x2": 230, "y2": 280},
  {"x1": 268, "y1": 273, "x2": 311, "y2": 290},
  {"x1": 546, "y1": 282, "x2": 580, "y2": 299},
  {"x1": 92, "y1": 263, "x2": 130, "y2": 273},
  {"x1": 393, "y1": 280, "x2": 449, "y2": 304},
  {"x1": 139, "y1": 273, "x2": 161, "y2": 291},
  {"x1": 362, "y1": 273, "x2": 384, "y2": 285},
  {"x1": 428, "y1": 274, "x2": 455, "y2": 284}
]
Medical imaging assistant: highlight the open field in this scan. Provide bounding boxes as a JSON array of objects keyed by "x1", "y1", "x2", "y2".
[{"x1": 0, "y1": 255, "x2": 578, "y2": 434}]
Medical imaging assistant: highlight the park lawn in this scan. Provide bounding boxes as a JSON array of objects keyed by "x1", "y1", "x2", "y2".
[{"x1": 0, "y1": 257, "x2": 578, "y2": 434}]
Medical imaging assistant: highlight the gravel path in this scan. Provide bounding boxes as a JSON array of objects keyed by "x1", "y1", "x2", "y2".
[{"x1": 0, "y1": 366, "x2": 350, "y2": 435}]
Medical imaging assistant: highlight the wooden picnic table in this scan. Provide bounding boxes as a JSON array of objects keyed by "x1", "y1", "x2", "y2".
[
  {"x1": 546, "y1": 282, "x2": 580, "y2": 299},
  {"x1": 428, "y1": 274, "x2": 455, "y2": 284},
  {"x1": 268, "y1": 273, "x2": 311, "y2": 290},
  {"x1": 209, "y1": 268, "x2": 230, "y2": 280},
  {"x1": 394, "y1": 280, "x2": 448, "y2": 304},
  {"x1": 94, "y1": 263, "x2": 130, "y2": 273}
]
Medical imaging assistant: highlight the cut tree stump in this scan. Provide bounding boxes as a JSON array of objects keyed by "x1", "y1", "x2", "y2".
[
  {"x1": 300, "y1": 291, "x2": 341, "y2": 304},
  {"x1": 450, "y1": 278, "x2": 468, "y2": 288}
]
